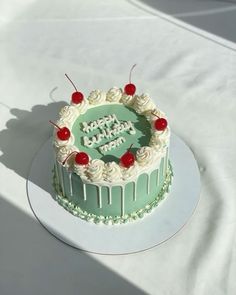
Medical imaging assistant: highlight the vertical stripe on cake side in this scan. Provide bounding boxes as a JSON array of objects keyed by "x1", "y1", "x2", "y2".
[{"x1": 97, "y1": 186, "x2": 102, "y2": 208}]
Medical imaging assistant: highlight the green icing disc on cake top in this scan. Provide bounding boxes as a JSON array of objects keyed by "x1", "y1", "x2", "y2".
[{"x1": 72, "y1": 104, "x2": 152, "y2": 163}]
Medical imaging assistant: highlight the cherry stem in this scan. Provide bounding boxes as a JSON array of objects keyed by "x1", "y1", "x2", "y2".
[
  {"x1": 151, "y1": 112, "x2": 160, "y2": 119},
  {"x1": 128, "y1": 144, "x2": 133, "y2": 152},
  {"x1": 62, "y1": 151, "x2": 78, "y2": 165},
  {"x1": 49, "y1": 120, "x2": 61, "y2": 130},
  {"x1": 129, "y1": 64, "x2": 137, "y2": 84},
  {"x1": 65, "y1": 73, "x2": 78, "y2": 92}
]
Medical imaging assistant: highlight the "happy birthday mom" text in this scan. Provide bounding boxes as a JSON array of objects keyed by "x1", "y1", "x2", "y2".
[{"x1": 81, "y1": 114, "x2": 136, "y2": 154}]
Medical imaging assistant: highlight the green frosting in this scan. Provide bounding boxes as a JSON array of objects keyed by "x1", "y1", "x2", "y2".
[
  {"x1": 71, "y1": 104, "x2": 151, "y2": 163},
  {"x1": 52, "y1": 162, "x2": 173, "y2": 225}
]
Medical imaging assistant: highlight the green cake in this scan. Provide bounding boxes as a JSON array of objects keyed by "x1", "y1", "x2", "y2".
[{"x1": 51, "y1": 75, "x2": 173, "y2": 225}]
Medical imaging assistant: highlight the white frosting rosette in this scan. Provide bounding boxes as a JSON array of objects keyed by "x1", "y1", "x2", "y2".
[
  {"x1": 88, "y1": 90, "x2": 106, "y2": 105},
  {"x1": 59, "y1": 106, "x2": 78, "y2": 127},
  {"x1": 74, "y1": 163, "x2": 88, "y2": 179},
  {"x1": 103, "y1": 162, "x2": 122, "y2": 182},
  {"x1": 54, "y1": 135, "x2": 75, "y2": 149},
  {"x1": 150, "y1": 127, "x2": 170, "y2": 151},
  {"x1": 133, "y1": 93, "x2": 155, "y2": 114},
  {"x1": 54, "y1": 118, "x2": 70, "y2": 129},
  {"x1": 53, "y1": 119, "x2": 75, "y2": 148},
  {"x1": 142, "y1": 107, "x2": 165, "y2": 121},
  {"x1": 136, "y1": 146, "x2": 154, "y2": 166},
  {"x1": 56, "y1": 146, "x2": 76, "y2": 168},
  {"x1": 106, "y1": 87, "x2": 122, "y2": 102},
  {"x1": 149, "y1": 108, "x2": 166, "y2": 120},
  {"x1": 86, "y1": 159, "x2": 105, "y2": 182},
  {"x1": 121, "y1": 93, "x2": 135, "y2": 106},
  {"x1": 73, "y1": 99, "x2": 89, "y2": 114},
  {"x1": 120, "y1": 162, "x2": 138, "y2": 180}
]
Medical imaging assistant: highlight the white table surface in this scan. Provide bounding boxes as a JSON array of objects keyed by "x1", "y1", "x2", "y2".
[{"x1": 0, "y1": 1, "x2": 236, "y2": 294}]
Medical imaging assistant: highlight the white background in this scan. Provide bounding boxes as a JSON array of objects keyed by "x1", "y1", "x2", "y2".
[{"x1": 0, "y1": 1, "x2": 236, "y2": 294}]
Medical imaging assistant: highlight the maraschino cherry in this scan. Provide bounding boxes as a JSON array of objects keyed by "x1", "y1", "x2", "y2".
[
  {"x1": 152, "y1": 113, "x2": 168, "y2": 131},
  {"x1": 65, "y1": 73, "x2": 84, "y2": 104},
  {"x1": 120, "y1": 144, "x2": 135, "y2": 168},
  {"x1": 62, "y1": 151, "x2": 89, "y2": 166},
  {"x1": 124, "y1": 64, "x2": 137, "y2": 96},
  {"x1": 49, "y1": 120, "x2": 71, "y2": 141}
]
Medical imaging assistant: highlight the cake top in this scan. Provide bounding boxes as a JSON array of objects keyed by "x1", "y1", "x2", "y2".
[{"x1": 51, "y1": 70, "x2": 170, "y2": 184}]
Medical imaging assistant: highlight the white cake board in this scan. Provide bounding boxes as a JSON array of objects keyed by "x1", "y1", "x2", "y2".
[{"x1": 27, "y1": 133, "x2": 201, "y2": 255}]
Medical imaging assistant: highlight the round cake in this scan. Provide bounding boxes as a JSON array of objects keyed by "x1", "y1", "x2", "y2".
[{"x1": 51, "y1": 74, "x2": 173, "y2": 225}]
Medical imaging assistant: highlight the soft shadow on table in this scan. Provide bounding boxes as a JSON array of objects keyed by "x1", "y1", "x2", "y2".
[
  {"x1": 0, "y1": 99, "x2": 67, "y2": 194},
  {"x1": 0, "y1": 195, "x2": 147, "y2": 295},
  {"x1": 128, "y1": 0, "x2": 236, "y2": 45},
  {"x1": 0, "y1": 99, "x2": 147, "y2": 294}
]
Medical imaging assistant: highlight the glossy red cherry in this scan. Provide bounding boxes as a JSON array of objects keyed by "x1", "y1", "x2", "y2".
[
  {"x1": 57, "y1": 127, "x2": 71, "y2": 140},
  {"x1": 124, "y1": 83, "x2": 136, "y2": 95},
  {"x1": 75, "y1": 152, "x2": 89, "y2": 165},
  {"x1": 62, "y1": 151, "x2": 89, "y2": 166},
  {"x1": 154, "y1": 118, "x2": 168, "y2": 131},
  {"x1": 120, "y1": 144, "x2": 135, "y2": 168},
  {"x1": 65, "y1": 73, "x2": 84, "y2": 104},
  {"x1": 72, "y1": 91, "x2": 84, "y2": 104},
  {"x1": 49, "y1": 120, "x2": 71, "y2": 141},
  {"x1": 124, "y1": 64, "x2": 137, "y2": 96}
]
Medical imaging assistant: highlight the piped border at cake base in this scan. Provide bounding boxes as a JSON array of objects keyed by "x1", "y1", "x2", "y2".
[{"x1": 52, "y1": 162, "x2": 173, "y2": 225}]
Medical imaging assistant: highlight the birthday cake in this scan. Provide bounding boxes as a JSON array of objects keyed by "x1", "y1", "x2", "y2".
[{"x1": 51, "y1": 68, "x2": 173, "y2": 225}]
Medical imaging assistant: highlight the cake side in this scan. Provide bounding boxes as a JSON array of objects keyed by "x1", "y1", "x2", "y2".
[{"x1": 52, "y1": 161, "x2": 173, "y2": 224}]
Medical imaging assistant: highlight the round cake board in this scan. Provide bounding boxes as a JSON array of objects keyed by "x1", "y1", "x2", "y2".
[{"x1": 27, "y1": 133, "x2": 201, "y2": 255}]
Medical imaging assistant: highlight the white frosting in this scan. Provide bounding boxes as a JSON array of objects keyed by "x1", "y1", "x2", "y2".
[
  {"x1": 54, "y1": 119, "x2": 70, "y2": 129},
  {"x1": 54, "y1": 132, "x2": 75, "y2": 149},
  {"x1": 149, "y1": 127, "x2": 170, "y2": 151},
  {"x1": 133, "y1": 93, "x2": 155, "y2": 114},
  {"x1": 106, "y1": 87, "x2": 122, "y2": 102},
  {"x1": 149, "y1": 108, "x2": 166, "y2": 121},
  {"x1": 103, "y1": 162, "x2": 123, "y2": 182},
  {"x1": 59, "y1": 106, "x2": 78, "y2": 124},
  {"x1": 86, "y1": 159, "x2": 105, "y2": 182},
  {"x1": 56, "y1": 146, "x2": 76, "y2": 167},
  {"x1": 120, "y1": 162, "x2": 138, "y2": 180},
  {"x1": 136, "y1": 146, "x2": 154, "y2": 166},
  {"x1": 88, "y1": 90, "x2": 106, "y2": 105},
  {"x1": 121, "y1": 93, "x2": 135, "y2": 106},
  {"x1": 74, "y1": 163, "x2": 88, "y2": 179},
  {"x1": 73, "y1": 98, "x2": 89, "y2": 114}
]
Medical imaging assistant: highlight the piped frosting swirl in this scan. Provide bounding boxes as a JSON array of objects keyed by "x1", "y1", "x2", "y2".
[
  {"x1": 56, "y1": 146, "x2": 76, "y2": 168},
  {"x1": 120, "y1": 162, "x2": 138, "y2": 180},
  {"x1": 106, "y1": 87, "x2": 122, "y2": 102},
  {"x1": 136, "y1": 146, "x2": 154, "y2": 166},
  {"x1": 103, "y1": 162, "x2": 123, "y2": 182},
  {"x1": 86, "y1": 159, "x2": 105, "y2": 182},
  {"x1": 133, "y1": 93, "x2": 155, "y2": 114},
  {"x1": 88, "y1": 90, "x2": 106, "y2": 105}
]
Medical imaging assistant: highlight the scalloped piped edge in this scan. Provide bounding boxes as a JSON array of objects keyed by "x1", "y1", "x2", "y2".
[{"x1": 52, "y1": 162, "x2": 173, "y2": 225}]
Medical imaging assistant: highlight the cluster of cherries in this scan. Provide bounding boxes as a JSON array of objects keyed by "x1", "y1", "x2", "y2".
[{"x1": 49, "y1": 66, "x2": 168, "y2": 168}]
